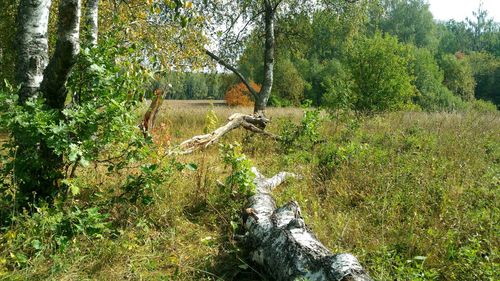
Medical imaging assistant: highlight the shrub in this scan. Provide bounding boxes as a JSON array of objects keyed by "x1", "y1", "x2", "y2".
[
  {"x1": 467, "y1": 99, "x2": 498, "y2": 113},
  {"x1": 439, "y1": 53, "x2": 476, "y2": 101},
  {"x1": 321, "y1": 60, "x2": 355, "y2": 112},
  {"x1": 468, "y1": 51, "x2": 500, "y2": 107},
  {"x1": 224, "y1": 82, "x2": 260, "y2": 107},
  {"x1": 271, "y1": 58, "x2": 305, "y2": 105},
  {"x1": 349, "y1": 33, "x2": 415, "y2": 112},
  {"x1": 279, "y1": 106, "x2": 322, "y2": 153},
  {"x1": 410, "y1": 47, "x2": 460, "y2": 111}
]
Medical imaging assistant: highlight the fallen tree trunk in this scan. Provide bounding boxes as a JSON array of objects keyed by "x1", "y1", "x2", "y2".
[
  {"x1": 243, "y1": 167, "x2": 372, "y2": 281},
  {"x1": 170, "y1": 113, "x2": 279, "y2": 155}
]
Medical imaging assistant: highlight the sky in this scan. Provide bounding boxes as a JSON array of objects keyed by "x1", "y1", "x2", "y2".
[{"x1": 428, "y1": 0, "x2": 500, "y2": 22}]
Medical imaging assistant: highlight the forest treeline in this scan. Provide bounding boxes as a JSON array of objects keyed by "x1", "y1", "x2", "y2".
[
  {"x1": 137, "y1": 0, "x2": 500, "y2": 111},
  {"x1": 209, "y1": 0, "x2": 500, "y2": 111},
  {"x1": 1, "y1": 0, "x2": 499, "y2": 111}
]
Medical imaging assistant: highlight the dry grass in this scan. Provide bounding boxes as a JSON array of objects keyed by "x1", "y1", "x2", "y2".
[{"x1": 2, "y1": 104, "x2": 499, "y2": 281}]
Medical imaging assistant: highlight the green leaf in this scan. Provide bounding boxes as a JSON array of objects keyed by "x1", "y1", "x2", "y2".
[
  {"x1": 238, "y1": 264, "x2": 249, "y2": 270},
  {"x1": 68, "y1": 143, "x2": 80, "y2": 162},
  {"x1": 186, "y1": 163, "x2": 198, "y2": 171},
  {"x1": 79, "y1": 157, "x2": 90, "y2": 167},
  {"x1": 414, "y1": 256, "x2": 427, "y2": 261},
  {"x1": 31, "y1": 239, "x2": 42, "y2": 250},
  {"x1": 230, "y1": 221, "x2": 239, "y2": 231},
  {"x1": 70, "y1": 184, "x2": 80, "y2": 196}
]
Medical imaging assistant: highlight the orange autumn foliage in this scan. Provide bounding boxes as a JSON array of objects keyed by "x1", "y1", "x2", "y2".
[{"x1": 224, "y1": 81, "x2": 261, "y2": 107}]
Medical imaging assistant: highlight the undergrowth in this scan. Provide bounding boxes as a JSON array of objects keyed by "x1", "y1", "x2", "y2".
[{"x1": 0, "y1": 106, "x2": 499, "y2": 280}]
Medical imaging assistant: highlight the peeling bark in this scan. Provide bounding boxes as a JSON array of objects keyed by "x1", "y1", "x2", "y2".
[
  {"x1": 244, "y1": 167, "x2": 372, "y2": 281},
  {"x1": 15, "y1": 0, "x2": 52, "y2": 102},
  {"x1": 170, "y1": 113, "x2": 277, "y2": 155},
  {"x1": 84, "y1": 0, "x2": 98, "y2": 46},
  {"x1": 40, "y1": 0, "x2": 81, "y2": 109}
]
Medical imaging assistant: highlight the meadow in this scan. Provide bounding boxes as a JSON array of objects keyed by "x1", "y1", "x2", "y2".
[{"x1": 1, "y1": 102, "x2": 499, "y2": 281}]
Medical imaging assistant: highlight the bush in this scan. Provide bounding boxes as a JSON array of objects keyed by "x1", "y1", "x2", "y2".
[
  {"x1": 467, "y1": 99, "x2": 498, "y2": 113},
  {"x1": 439, "y1": 53, "x2": 476, "y2": 101},
  {"x1": 224, "y1": 82, "x2": 260, "y2": 107},
  {"x1": 272, "y1": 58, "x2": 306, "y2": 105},
  {"x1": 410, "y1": 47, "x2": 462, "y2": 111},
  {"x1": 279, "y1": 106, "x2": 322, "y2": 153},
  {"x1": 349, "y1": 33, "x2": 415, "y2": 112},
  {"x1": 320, "y1": 60, "x2": 355, "y2": 112},
  {"x1": 468, "y1": 52, "x2": 500, "y2": 107}
]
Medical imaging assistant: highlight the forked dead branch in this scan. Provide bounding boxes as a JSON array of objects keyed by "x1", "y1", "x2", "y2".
[{"x1": 168, "y1": 113, "x2": 280, "y2": 155}]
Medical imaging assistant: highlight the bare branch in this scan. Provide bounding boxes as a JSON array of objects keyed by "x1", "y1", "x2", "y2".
[
  {"x1": 169, "y1": 113, "x2": 276, "y2": 155},
  {"x1": 204, "y1": 49, "x2": 258, "y2": 99}
]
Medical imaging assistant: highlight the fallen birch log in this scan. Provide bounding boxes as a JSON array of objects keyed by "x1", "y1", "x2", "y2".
[
  {"x1": 170, "y1": 113, "x2": 279, "y2": 155},
  {"x1": 243, "y1": 167, "x2": 372, "y2": 281}
]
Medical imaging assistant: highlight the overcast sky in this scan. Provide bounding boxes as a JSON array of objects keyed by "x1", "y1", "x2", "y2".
[{"x1": 428, "y1": 0, "x2": 500, "y2": 22}]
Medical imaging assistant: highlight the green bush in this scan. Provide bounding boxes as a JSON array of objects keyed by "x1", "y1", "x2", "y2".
[
  {"x1": 468, "y1": 51, "x2": 500, "y2": 107},
  {"x1": 467, "y1": 99, "x2": 498, "y2": 113},
  {"x1": 349, "y1": 33, "x2": 415, "y2": 112},
  {"x1": 0, "y1": 205, "x2": 110, "y2": 270},
  {"x1": 410, "y1": 47, "x2": 465, "y2": 111},
  {"x1": 439, "y1": 54, "x2": 476, "y2": 101},
  {"x1": 321, "y1": 60, "x2": 355, "y2": 112},
  {"x1": 279, "y1": 107, "x2": 322, "y2": 153}
]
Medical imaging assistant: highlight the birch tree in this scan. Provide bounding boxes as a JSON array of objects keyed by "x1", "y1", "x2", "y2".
[
  {"x1": 14, "y1": 0, "x2": 81, "y2": 200},
  {"x1": 201, "y1": 0, "x2": 357, "y2": 117}
]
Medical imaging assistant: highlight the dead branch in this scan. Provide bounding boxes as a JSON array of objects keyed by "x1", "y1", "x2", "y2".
[
  {"x1": 169, "y1": 113, "x2": 279, "y2": 155},
  {"x1": 140, "y1": 87, "x2": 164, "y2": 137}
]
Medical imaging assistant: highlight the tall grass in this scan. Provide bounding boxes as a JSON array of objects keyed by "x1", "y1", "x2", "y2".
[{"x1": 1, "y1": 104, "x2": 498, "y2": 280}]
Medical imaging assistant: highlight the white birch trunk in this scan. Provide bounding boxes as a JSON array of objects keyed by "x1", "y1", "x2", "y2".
[
  {"x1": 40, "y1": 0, "x2": 81, "y2": 109},
  {"x1": 244, "y1": 168, "x2": 372, "y2": 281},
  {"x1": 15, "y1": 0, "x2": 52, "y2": 101},
  {"x1": 254, "y1": 1, "x2": 275, "y2": 116},
  {"x1": 84, "y1": 0, "x2": 98, "y2": 46}
]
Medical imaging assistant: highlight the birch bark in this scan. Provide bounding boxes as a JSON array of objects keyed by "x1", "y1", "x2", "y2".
[
  {"x1": 84, "y1": 0, "x2": 98, "y2": 46},
  {"x1": 15, "y1": 0, "x2": 52, "y2": 102},
  {"x1": 40, "y1": 0, "x2": 81, "y2": 109}
]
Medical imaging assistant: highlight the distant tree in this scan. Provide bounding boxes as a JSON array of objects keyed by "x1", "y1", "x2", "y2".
[
  {"x1": 380, "y1": 0, "x2": 437, "y2": 50},
  {"x1": 439, "y1": 54, "x2": 476, "y2": 101},
  {"x1": 321, "y1": 60, "x2": 355, "y2": 111},
  {"x1": 411, "y1": 47, "x2": 464, "y2": 110},
  {"x1": 271, "y1": 58, "x2": 305, "y2": 106},
  {"x1": 225, "y1": 81, "x2": 261, "y2": 107},
  {"x1": 437, "y1": 20, "x2": 474, "y2": 54},
  {"x1": 466, "y1": 2, "x2": 499, "y2": 53},
  {"x1": 468, "y1": 52, "x2": 500, "y2": 106},
  {"x1": 184, "y1": 73, "x2": 209, "y2": 99},
  {"x1": 349, "y1": 33, "x2": 415, "y2": 111}
]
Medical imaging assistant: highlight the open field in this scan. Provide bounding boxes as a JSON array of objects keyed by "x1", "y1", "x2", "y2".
[
  {"x1": 2, "y1": 104, "x2": 499, "y2": 280},
  {"x1": 166, "y1": 100, "x2": 228, "y2": 107}
]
